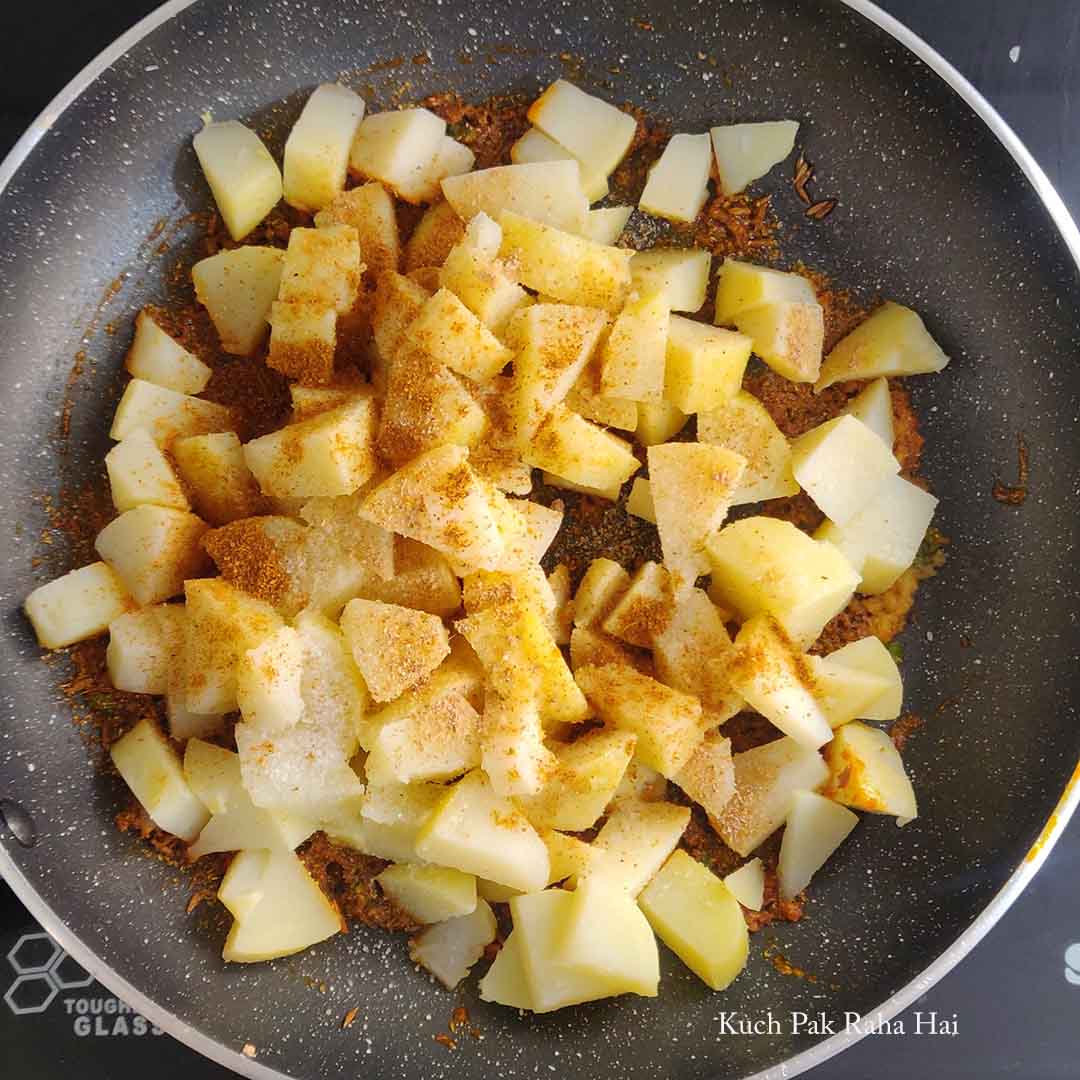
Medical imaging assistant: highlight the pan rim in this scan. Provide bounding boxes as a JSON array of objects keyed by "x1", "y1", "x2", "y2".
[{"x1": 1, "y1": 2, "x2": 1078, "y2": 1078}]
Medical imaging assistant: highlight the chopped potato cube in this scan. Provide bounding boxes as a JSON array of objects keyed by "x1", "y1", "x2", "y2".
[
  {"x1": 193, "y1": 120, "x2": 282, "y2": 241},
  {"x1": 409, "y1": 899, "x2": 497, "y2": 989},
  {"x1": 778, "y1": 790, "x2": 859, "y2": 899},
  {"x1": 510, "y1": 127, "x2": 609, "y2": 203},
  {"x1": 673, "y1": 733, "x2": 735, "y2": 818},
  {"x1": 638, "y1": 849, "x2": 748, "y2": 990},
  {"x1": 105, "y1": 428, "x2": 189, "y2": 512},
  {"x1": 822, "y1": 720, "x2": 917, "y2": 820},
  {"x1": 439, "y1": 234, "x2": 531, "y2": 336},
  {"x1": 841, "y1": 376, "x2": 894, "y2": 448},
  {"x1": 569, "y1": 626, "x2": 647, "y2": 674},
  {"x1": 376, "y1": 864, "x2": 477, "y2": 924},
  {"x1": 573, "y1": 557, "x2": 631, "y2": 629},
  {"x1": 283, "y1": 83, "x2": 366, "y2": 212},
  {"x1": 710, "y1": 121, "x2": 799, "y2": 196},
  {"x1": 600, "y1": 289, "x2": 669, "y2": 403},
  {"x1": 818, "y1": 636, "x2": 902, "y2": 721},
  {"x1": 405, "y1": 287, "x2": 513, "y2": 382},
  {"x1": 359, "y1": 537, "x2": 460, "y2": 617},
  {"x1": 267, "y1": 299, "x2": 337, "y2": 385},
  {"x1": 404, "y1": 199, "x2": 465, "y2": 272},
  {"x1": 278, "y1": 225, "x2": 362, "y2": 314},
  {"x1": 479, "y1": 690, "x2": 555, "y2": 797},
  {"x1": 192, "y1": 246, "x2": 285, "y2": 355},
  {"x1": 723, "y1": 858, "x2": 765, "y2": 911},
  {"x1": 443, "y1": 160, "x2": 588, "y2": 233},
  {"x1": 110, "y1": 379, "x2": 233, "y2": 447},
  {"x1": 635, "y1": 399, "x2": 688, "y2": 446},
  {"x1": 126, "y1": 308, "x2": 211, "y2": 395},
  {"x1": 354, "y1": 781, "x2": 444, "y2": 863},
  {"x1": 631, "y1": 248, "x2": 711, "y2": 313},
  {"x1": 735, "y1": 299, "x2": 824, "y2": 383},
  {"x1": 315, "y1": 181, "x2": 400, "y2": 278},
  {"x1": 522, "y1": 404, "x2": 639, "y2": 493},
  {"x1": 601, "y1": 561, "x2": 674, "y2": 648},
  {"x1": 713, "y1": 258, "x2": 816, "y2": 326},
  {"x1": 626, "y1": 476, "x2": 656, "y2": 523},
  {"x1": 25, "y1": 562, "x2": 134, "y2": 649},
  {"x1": 107, "y1": 603, "x2": 185, "y2": 694},
  {"x1": 582, "y1": 205, "x2": 633, "y2": 245},
  {"x1": 236, "y1": 625, "x2": 306, "y2": 730},
  {"x1": 371, "y1": 270, "x2": 430, "y2": 372},
  {"x1": 664, "y1": 317, "x2": 752, "y2": 413},
  {"x1": 349, "y1": 107, "x2": 446, "y2": 201},
  {"x1": 172, "y1": 432, "x2": 266, "y2": 525},
  {"x1": 639, "y1": 133, "x2": 712, "y2": 223},
  {"x1": 589, "y1": 800, "x2": 691, "y2": 896}
]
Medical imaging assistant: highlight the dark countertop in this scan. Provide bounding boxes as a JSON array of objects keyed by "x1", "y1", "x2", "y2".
[{"x1": 1, "y1": 3, "x2": 1078, "y2": 1078}]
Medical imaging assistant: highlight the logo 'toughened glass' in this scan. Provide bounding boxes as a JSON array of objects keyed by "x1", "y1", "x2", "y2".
[{"x1": 5, "y1": 932, "x2": 94, "y2": 1015}]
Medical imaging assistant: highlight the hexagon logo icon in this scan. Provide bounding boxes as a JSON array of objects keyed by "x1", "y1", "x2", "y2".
[
  {"x1": 4, "y1": 972, "x2": 57, "y2": 1015},
  {"x1": 49, "y1": 951, "x2": 94, "y2": 990},
  {"x1": 7, "y1": 932, "x2": 61, "y2": 975}
]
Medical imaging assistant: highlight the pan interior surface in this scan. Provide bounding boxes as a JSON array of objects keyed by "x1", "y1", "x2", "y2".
[{"x1": 0, "y1": 1, "x2": 1078, "y2": 1078}]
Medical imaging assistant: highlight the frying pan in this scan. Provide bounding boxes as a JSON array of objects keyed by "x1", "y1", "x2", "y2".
[{"x1": 1, "y1": 1, "x2": 1079, "y2": 1077}]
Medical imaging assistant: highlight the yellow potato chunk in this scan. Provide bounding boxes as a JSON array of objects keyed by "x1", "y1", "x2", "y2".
[
  {"x1": 635, "y1": 399, "x2": 688, "y2": 446},
  {"x1": 510, "y1": 126, "x2": 609, "y2": 203},
  {"x1": 523, "y1": 404, "x2": 640, "y2": 493},
  {"x1": 105, "y1": 428, "x2": 189, "y2": 512},
  {"x1": 575, "y1": 663, "x2": 702, "y2": 779},
  {"x1": 734, "y1": 299, "x2": 824, "y2": 383},
  {"x1": 192, "y1": 246, "x2": 285, "y2": 355},
  {"x1": 674, "y1": 733, "x2": 735, "y2": 818},
  {"x1": 713, "y1": 258, "x2": 816, "y2": 325},
  {"x1": 638, "y1": 849, "x2": 748, "y2": 990},
  {"x1": 709, "y1": 121, "x2": 799, "y2": 196},
  {"x1": 600, "y1": 289, "x2": 669, "y2": 403},
  {"x1": 405, "y1": 287, "x2": 513, "y2": 382},
  {"x1": 581, "y1": 205, "x2": 633, "y2": 245},
  {"x1": 109, "y1": 379, "x2": 233, "y2": 447},
  {"x1": 777, "y1": 789, "x2": 859, "y2": 899},
  {"x1": 349, "y1": 107, "x2": 446, "y2": 201},
  {"x1": 601, "y1": 561, "x2": 674, "y2": 648},
  {"x1": 408, "y1": 899, "x2": 496, "y2": 989},
  {"x1": 442, "y1": 160, "x2": 588, "y2": 233},
  {"x1": 403, "y1": 199, "x2": 465, "y2": 272},
  {"x1": 816, "y1": 635, "x2": 902, "y2": 721},
  {"x1": 315, "y1": 181, "x2": 400, "y2": 278},
  {"x1": 573, "y1": 558, "x2": 631, "y2": 628},
  {"x1": 277, "y1": 225, "x2": 362, "y2": 314},
  {"x1": 822, "y1": 720, "x2": 917, "y2": 820},
  {"x1": 723, "y1": 858, "x2": 765, "y2": 910},
  {"x1": 626, "y1": 477, "x2": 656, "y2": 523},
  {"x1": 25, "y1": 562, "x2": 134, "y2": 649},
  {"x1": 842, "y1": 376, "x2": 894, "y2": 447},
  {"x1": 664, "y1": 317, "x2": 752, "y2": 413},
  {"x1": 639, "y1": 132, "x2": 712, "y2": 223},
  {"x1": 107, "y1": 603, "x2": 186, "y2": 694},
  {"x1": 192, "y1": 120, "x2": 282, "y2": 241},
  {"x1": 235, "y1": 625, "x2": 306, "y2": 730},
  {"x1": 375, "y1": 864, "x2": 477, "y2": 924},
  {"x1": 589, "y1": 800, "x2": 691, "y2": 896},
  {"x1": 359, "y1": 537, "x2": 461, "y2": 618},
  {"x1": 266, "y1": 299, "x2": 337, "y2": 385},
  {"x1": 630, "y1": 248, "x2": 711, "y2": 313},
  {"x1": 172, "y1": 432, "x2": 267, "y2": 525},
  {"x1": 125, "y1": 308, "x2": 211, "y2": 395}
]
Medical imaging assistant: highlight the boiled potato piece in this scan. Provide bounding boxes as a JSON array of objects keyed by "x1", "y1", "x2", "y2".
[
  {"x1": 674, "y1": 733, "x2": 735, "y2": 819},
  {"x1": 822, "y1": 720, "x2": 917, "y2": 820},
  {"x1": 515, "y1": 729, "x2": 636, "y2": 831},
  {"x1": 277, "y1": 225, "x2": 362, "y2": 314},
  {"x1": 402, "y1": 135, "x2": 475, "y2": 204},
  {"x1": 569, "y1": 626, "x2": 646, "y2": 674},
  {"x1": 638, "y1": 849, "x2": 748, "y2": 990},
  {"x1": 610, "y1": 759, "x2": 669, "y2": 805},
  {"x1": 542, "y1": 472, "x2": 622, "y2": 501},
  {"x1": 243, "y1": 394, "x2": 377, "y2": 498},
  {"x1": 376, "y1": 864, "x2": 477, "y2": 924},
  {"x1": 778, "y1": 789, "x2": 859, "y2": 899},
  {"x1": 192, "y1": 120, "x2": 282, "y2": 241},
  {"x1": 359, "y1": 537, "x2": 460, "y2": 618},
  {"x1": 573, "y1": 557, "x2": 631, "y2": 628},
  {"x1": 816, "y1": 301, "x2": 949, "y2": 391},
  {"x1": 266, "y1": 300, "x2": 337, "y2": 384},
  {"x1": 414, "y1": 769, "x2": 550, "y2": 893},
  {"x1": 479, "y1": 930, "x2": 534, "y2": 1010},
  {"x1": 543, "y1": 830, "x2": 604, "y2": 884},
  {"x1": 367, "y1": 690, "x2": 480, "y2": 785},
  {"x1": 713, "y1": 258, "x2": 815, "y2": 326},
  {"x1": 816, "y1": 474, "x2": 938, "y2": 595},
  {"x1": 527, "y1": 79, "x2": 637, "y2": 180},
  {"x1": 582, "y1": 205, "x2": 633, "y2": 245},
  {"x1": 105, "y1": 428, "x2": 189, "y2": 512},
  {"x1": 709, "y1": 121, "x2": 799, "y2": 196},
  {"x1": 647, "y1": 442, "x2": 746, "y2": 592},
  {"x1": 723, "y1": 858, "x2": 764, "y2": 911},
  {"x1": 110, "y1": 379, "x2": 233, "y2": 447},
  {"x1": 126, "y1": 309, "x2": 211, "y2": 394},
  {"x1": 406, "y1": 287, "x2": 513, "y2": 382},
  {"x1": 842, "y1": 377, "x2": 894, "y2": 448},
  {"x1": 340, "y1": 597, "x2": 450, "y2": 703},
  {"x1": 182, "y1": 578, "x2": 284, "y2": 714},
  {"x1": 792, "y1": 414, "x2": 900, "y2": 526},
  {"x1": 635, "y1": 400, "x2": 688, "y2": 446},
  {"x1": 479, "y1": 690, "x2": 554, "y2": 797},
  {"x1": 819, "y1": 636, "x2": 902, "y2": 721},
  {"x1": 220, "y1": 849, "x2": 343, "y2": 963},
  {"x1": 554, "y1": 875, "x2": 659, "y2": 997},
  {"x1": 499, "y1": 211, "x2": 632, "y2": 312},
  {"x1": 352, "y1": 781, "x2": 444, "y2": 863},
  {"x1": 371, "y1": 270, "x2": 430, "y2": 379},
  {"x1": 315, "y1": 181, "x2": 400, "y2": 277},
  {"x1": 106, "y1": 603, "x2": 185, "y2": 694},
  {"x1": 443, "y1": 160, "x2": 588, "y2": 233},
  {"x1": 522, "y1": 404, "x2": 640, "y2": 493},
  {"x1": 626, "y1": 476, "x2": 656, "y2": 523},
  {"x1": 349, "y1": 107, "x2": 446, "y2": 201},
  {"x1": 439, "y1": 223, "x2": 531, "y2": 336},
  {"x1": 95, "y1": 505, "x2": 210, "y2": 606},
  {"x1": 191, "y1": 246, "x2": 285, "y2": 355},
  {"x1": 664, "y1": 317, "x2": 752, "y2": 413},
  {"x1": 283, "y1": 83, "x2": 366, "y2": 212},
  {"x1": 639, "y1": 132, "x2": 711, "y2": 223},
  {"x1": 566, "y1": 356, "x2": 639, "y2": 433},
  {"x1": 511, "y1": 500, "x2": 564, "y2": 562},
  {"x1": 409, "y1": 900, "x2": 497, "y2": 989},
  {"x1": 172, "y1": 432, "x2": 266, "y2": 525},
  {"x1": 697, "y1": 390, "x2": 799, "y2": 505},
  {"x1": 706, "y1": 516, "x2": 859, "y2": 648},
  {"x1": 290, "y1": 383, "x2": 366, "y2": 422},
  {"x1": 404, "y1": 199, "x2": 465, "y2": 272},
  {"x1": 735, "y1": 299, "x2": 824, "y2": 383},
  {"x1": 600, "y1": 290, "x2": 669, "y2": 403},
  {"x1": 710, "y1": 736, "x2": 828, "y2": 856},
  {"x1": 631, "y1": 248, "x2": 711, "y2": 313},
  {"x1": 601, "y1": 560, "x2": 674, "y2": 648},
  {"x1": 235, "y1": 625, "x2": 306, "y2": 730},
  {"x1": 575, "y1": 663, "x2": 702, "y2": 779},
  {"x1": 729, "y1": 615, "x2": 832, "y2": 750},
  {"x1": 110, "y1": 717, "x2": 210, "y2": 842},
  {"x1": 590, "y1": 800, "x2": 691, "y2": 896},
  {"x1": 510, "y1": 126, "x2": 609, "y2": 203}
]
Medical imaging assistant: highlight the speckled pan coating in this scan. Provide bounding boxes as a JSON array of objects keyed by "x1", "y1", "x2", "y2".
[{"x1": 0, "y1": 1, "x2": 1079, "y2": 1078}]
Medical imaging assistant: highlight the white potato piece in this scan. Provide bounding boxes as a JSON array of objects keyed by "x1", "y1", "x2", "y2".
[
  {"x1": 713, "y1": 258, "x2": 815, "y2": 326},
  {"x1": 820, "y1": 636, "x2": 902, "y2": 721},
  {"x1": 266, "y1": 300, "x2": 337, "y2": 385},
  {"x1": 349, "y1": 107, "x2": 446, "y2": 201},
  {"x1": 409, "y1": 900, "x2": 497, "y2": 988},
  {"x1": 283, "y1": 83, "x2": 366, "y2": 211},
  {"x1": 582, "y1": 205, "x2": 633, "y2": 245},
  {"x1": 110, "y1": 379, "x2": 233, "y2": 447},
  {"x1": 630, "y1": 248, "x2": 711, "y2": 312},
  {"x1": 823, "y1": 720, "x2": 918, "y2": 820},
  {"x1": 674, "y1": 733, "x2": 736, "y2": 819},
  {"x1": 697, "y1": 390, "x2": 799, "y2": 505},
  {"x1": 710, "y1": 736, "x2": 829, "y2": 856},
  {"x1": 405, "y1": 287, "x2": 513, "y2": 382},
  {"x1": 573, "y1": 558, "x2": 631, "y2": 629},
  {"x1": 588, "y1": 800, "x2": 691, "y2": 896},
  {"x1": 277, "y1": 225, "x2": 362, "y2": 314},
  {"x1": 126, "y1": 309, "x2": 211, "y2": 394},
  {"x1": 510, "y1": 127, "x2": 609, "y2": 203},
  {"x1": 522, "y1": 405, "x2": 640, "y2": 493},
  {"x1": 236, "y1": 625, "x2": 306, "y2": 730},
  {"x1": 192, "y1": 246, "x2": 285, "y2": 355},
  {"x1": 528, "y1": 79, "x2": 637, "y2": 179},
  {"x1": 626, "y1": 476, "x2": 656, "y2": 523},
  {"x1": 600, "y1": 560, "x2": 674, "y2": 648},
  {"x1": 635, "y1": 399, "x2": 689, "y2": 446},
  {"x1": 110, "y1": 717, "x2": 210, "y2": 842},
  {"x1": 710, "y1": 120, "x2": 799, "y2": 196},
  {"x1": 816, "y1": 474, "x2": 938, "y2": 595},
  {"x1": 95, "y1": 505, "x2": 209, "y2": 606},
  {"x1": 735, "y1": 299, "x2": 824, "y2": 384},
  {"x1": 600, "y1": 289, "x2": 669, "y2": 403},
  {"x1": 105, "y1": 429, "x2": 189, "y2": 512},
  {"x1": 353, "y1": 781, "x2": 444, "y2": 863},
  {"x1": 792, "y1": 414, "x2": 900, "y2": 526},
  {"x1": 314, "y1": 181, "x2": 400, "y2": 277},
  {"x1": 24, "y1": 562, "x2": 133, "y2": 649},
  {"x1": 723, "y1": 858, "x2": 764, "y2": 911},
  {"x1": 443, "y1": 160, "x2": 588, "y2": 233},
  {"x1": 106, "y1": 603, "x2": 185, "y2": 694},
  {"x1": 193, "y1": 120, "x2": 282, "y2": 241},
  {"x1": 368, "y1": 690, "x2": 481, "y2": 785},
  {"x1": 842, "y1": 377, "x2": 894, "y2": 448},
  {"x1": 219, "y1": 849, "x2": 343, "y2": 963},
  {"x1": 664, "y1": 317, "x2": 752, "y2": 414},
  {"x1": 808, "y1": 648, "x2": 896, "y2": 729},
  {"x1": 479, "y1": 690, "x2": 554, "y2": 798},
  {"x1": 778, "y1": 790, "x2": 859, "y2": 899},
  {"x1": 376, "y1": 864, "x2": 477, "y2": 924},
  {"x1": 816, "y1": 301, "x2": 949, "y2": 391},
  {"x1": 640, "y1": 133, "x2": 712, "y2": 222},
  {"x1": 172, "y1": 431, "x2": 266, "y2": 526}
]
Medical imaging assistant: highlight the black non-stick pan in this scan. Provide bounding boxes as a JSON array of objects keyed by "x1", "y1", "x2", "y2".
[{"x1": 1, "y1": 1, "x2": 1079, "y2": 1077}]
